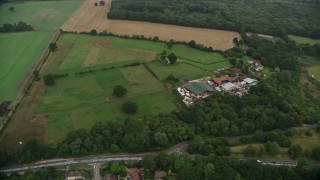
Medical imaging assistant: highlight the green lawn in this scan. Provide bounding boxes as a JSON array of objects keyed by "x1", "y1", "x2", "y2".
[
  {"x1": 147, "y1": 61, "x2": 211, "y2": 80},
  {"x1": 308, "y1": 66, "x2": 320, "y2": 82},
  {"x1": 169, "y1": 44, "x2": 227, "y2": 64},
  {"x1": 288, "y1": 35, "x2": 320, "y2": 45},
  {"x1": 0, "y1": 1, "x2": 81, "y2": 103}
]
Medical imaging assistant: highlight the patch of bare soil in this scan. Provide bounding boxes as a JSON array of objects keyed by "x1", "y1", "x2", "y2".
[
  {"x1": 82, "y1": 46, "x2": 101, "y2": 66},
  {"x1": 132, "y1": 49, "x2": 156, "y2": 61},
  {"x1": 61, "y1": 0, "x2": 240, "y2": 51},
  {"x1": 0, "y1": 81, "x2": 47, "y2": 150}
]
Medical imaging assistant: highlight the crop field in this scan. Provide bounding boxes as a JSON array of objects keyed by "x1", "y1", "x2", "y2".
[
  {"x1": 308, "y1": 66, "x2": 320, "y2": 82},
  {"x1": 61, "y1": 0, "x2": 240, "y2": 51},
  {"x1": 0, "y1": 1, "x2": 81, "y2": 103},
  {"x1": 288, "y1": 35, "x2": 320, "y2": 45}
]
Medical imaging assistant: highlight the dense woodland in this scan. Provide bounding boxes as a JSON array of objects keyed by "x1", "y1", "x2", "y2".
[{"x1": 108, "y1": 0, "x2": 320, "y2": 38}]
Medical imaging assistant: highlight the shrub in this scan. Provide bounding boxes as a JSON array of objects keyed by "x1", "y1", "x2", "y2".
[
  {"x1": 113, "y1": 85, "x2": 127, "y2": 97},
  {"x1": 122, "y1": 101, "x2": 138, "y2": 114},
  {"x1": 44, "y1": 74, "x2": 55, "y2": 86}
]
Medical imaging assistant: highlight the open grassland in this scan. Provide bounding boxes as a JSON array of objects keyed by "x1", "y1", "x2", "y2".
[
  {"x1": 0, "y1": 1, "x2": 81, "y2": 103},
  {"x1": 288, "y1": 35, "x2": 320, "y2": 45},
  {"x1": 61, "y1": 0, "x2": 240, "y2": 51},
  {"x1": 308, "y1": 66, "x2": 320, "y2": 82}
]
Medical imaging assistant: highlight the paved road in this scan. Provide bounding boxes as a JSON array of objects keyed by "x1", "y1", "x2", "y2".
[
  {"x1": 92, "y1": 163, "x2": 101, "y2": 180},
  {"x1": 1, "y1": 123, "x2": 318, "y2": 174},
  {"x1": 0, "y1": 154, "x2": 144, "y2": 173}
]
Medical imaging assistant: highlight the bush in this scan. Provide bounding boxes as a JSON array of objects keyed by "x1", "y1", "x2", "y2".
[
  {"x1": 90, "y1": 29, "x2": 97, "y2": 35},
  {"x1": 243, "y1": 145, "x2": 257, "y2": 157},
  {"x1": 49, "y1": 42, "x2": 57, "y2": 51},
  {"x1": 288, "y1": 144, "x2": 302, "y2": 159},
  {"x1": 44, "y1": 74, "x2": 55, "y2": 86},
  {"x1": 167, "y1": 53, "x2": 177, "y2": 64},
  {"x1": 113, "y1": 85, "x2": 127, "y2": 97},
  {"x1": 265, "y1": 141, "x2": 280, "y2": 156},
  {"x1": 122, "y1": 101, "x2": 138, "y2": 114}
]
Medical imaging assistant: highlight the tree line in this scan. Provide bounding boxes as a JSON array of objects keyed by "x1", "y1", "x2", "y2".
[
  {"x1": 108, "y1": 0, "x2": 320, "y2": 38},
  {"x1": 0, "y1": 21, "x2": 33, "y2": 32}
]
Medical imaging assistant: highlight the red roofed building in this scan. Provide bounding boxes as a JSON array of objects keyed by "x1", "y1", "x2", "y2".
[{"x1": 212, "y1": 75, "x2": 235, "y2": 85}]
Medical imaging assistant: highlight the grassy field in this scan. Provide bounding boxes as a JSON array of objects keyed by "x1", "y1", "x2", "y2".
[
  {"x1": 308, "y1": 66, "x2": 320, "y2": 82},
  {"x1": 231, "y1": 131, "x2": 320, "y2": 160},
  {"x1": 288, "y1": 35, "x2": 320, "y2": 45},
  {"x1": 1, "y1": 32, "x2": 267, "y2": 146},
  {"x1": 0, "y1": 1, "x2": 81, "y2": 103}
]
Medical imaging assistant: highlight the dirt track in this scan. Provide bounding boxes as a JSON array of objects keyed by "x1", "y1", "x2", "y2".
[{"x1": 61, "y1": 0, "x2": 240, "y2": 50}]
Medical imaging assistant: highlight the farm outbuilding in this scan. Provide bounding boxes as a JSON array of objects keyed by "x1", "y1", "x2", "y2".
[{"x1": 185, "y1": 82, "x2": 214, "y2": 95}]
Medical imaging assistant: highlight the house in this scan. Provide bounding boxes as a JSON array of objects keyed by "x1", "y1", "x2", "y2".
[
  {"x1": 104, "y1": 174, "x2": 116, "y2": 180},
  {"x1": 221, "y1": 82, "x2": 238, "y2": 92},
  {"x1": 154, "y1": 171, "x2": 167, "y2": 180},
  {"x1": 212, "y1": 75, "x2": 235, "y2": 85},
  {"x1": 242, "y1": 78, "x2": 258, "y2": 86},
  {"x1": 127, "y1": 168, "x2": 144, "y2": 180},
  {"x1": 185, "y1": 82, "x2": 214, "y2": 96},
  {"x1": 65, "y1": 171, "x2": 85, "y2": 180},
  {"x1": 230, "y1": 68, "x2": 243, "y2": 76},
  {"x1": 249, "y1": 60, "x2": 264, "y2": 71}
]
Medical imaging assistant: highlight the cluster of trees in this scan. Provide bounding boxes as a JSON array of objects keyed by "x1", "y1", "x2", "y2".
[
  {"x1": 0, "y1": 167, "x2": 59, "y2": 180},
  {"x1": 138, "y1": 153, "x2": 320, "y2": 180},
  {"x1": 108, "y1": 0, "x2": 320, "y2": 38},
  {"x1": 0, "y1": 21, "x2": 33, "y2": 32}
]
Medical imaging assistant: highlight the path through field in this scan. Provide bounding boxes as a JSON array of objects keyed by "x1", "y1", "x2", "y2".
[{"x1": 61, "y1": 0, "x2": 240, "y2": 51}]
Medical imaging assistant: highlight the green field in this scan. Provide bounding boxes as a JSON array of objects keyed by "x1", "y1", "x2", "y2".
[
  {"x1": 288, "y1": 35, "x2": 320, "y2": 45},
  {"x1": 0, "y1": 1, "x2": 81, "y2": 103},
  {"x1": 36, "y1": 33, "x2": 232, "y2": 143},
  {"x1": 308, "y1": 66, "x2": 320, "y2": 82}
]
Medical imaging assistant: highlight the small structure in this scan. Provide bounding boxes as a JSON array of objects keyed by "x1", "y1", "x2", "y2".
[
  {"x1": 154, "y1": 171, "x2": 167, "y2": 180},
  {"x1": 242, "y1": 78, "x2": 258, "y2": 86},
  {"x1": 230, "y1": 68, "x2": 242, "y2": 76},
  {"x1": 249, "y1": 60, "x2": 264, "y2": 71},
  {"x1": 104, "y1": 174, "x2": 116, "y2": 180},
  {"x1": 127, "y1": 168, "x2": 144, "y2": 180},
  {"x1": 212, "y1": 75, "x2": 235, "y2": 85},
  {"x1": 65, "y1": 171, "x2": 85, "y2": 180},
  {"x1": 185, "y1": 82, "x2": 214, "y2": 95},
  {"x1": 221, "y1": 82, "x2": 238, "y2": 91}
]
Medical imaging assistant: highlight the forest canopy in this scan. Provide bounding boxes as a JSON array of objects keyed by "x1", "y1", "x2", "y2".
[{"x1": 108, "y1": 0, "x2": 320, "y2": 38}]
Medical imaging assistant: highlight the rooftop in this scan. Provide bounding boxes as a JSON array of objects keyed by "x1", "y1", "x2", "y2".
[{"x1": 185, "y1": 82, "x2": 214, "y2": 95}]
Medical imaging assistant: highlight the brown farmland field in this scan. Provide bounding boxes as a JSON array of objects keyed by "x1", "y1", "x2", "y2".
[{"x1": 61, "y1": 0, "x2": 240, "y2": 51}]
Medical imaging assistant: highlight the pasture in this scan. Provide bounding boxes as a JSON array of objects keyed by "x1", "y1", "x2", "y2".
[
  {"x1": 308, "y1": 66, "x2": 320, "y2": 82},
  {"x1": 2, "y1": 33, "x2": 231, "y2": 144},
  {"x1": 40, "y1": 34, "x2": 231, "y2": 143},
  {"x1": 0, "y1": 1, "x2": 81, "y2": 103},
  {"x1": 288, "y1": 35, "x2": 320, "y2": 45}
]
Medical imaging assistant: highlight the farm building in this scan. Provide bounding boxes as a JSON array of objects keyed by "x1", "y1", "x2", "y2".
[
  {"x1": 185, "y1": 82, "x2": 214, "y2": 95},
  {"x1": 212, "y1": 75, "x2": 235, "y2": 85},
  {"x1": 242, "y1": 78, "x2": 258, "y2": 86},
  {"x1": 65, "y1": 171, "x2": 85, "y2": 180}
]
